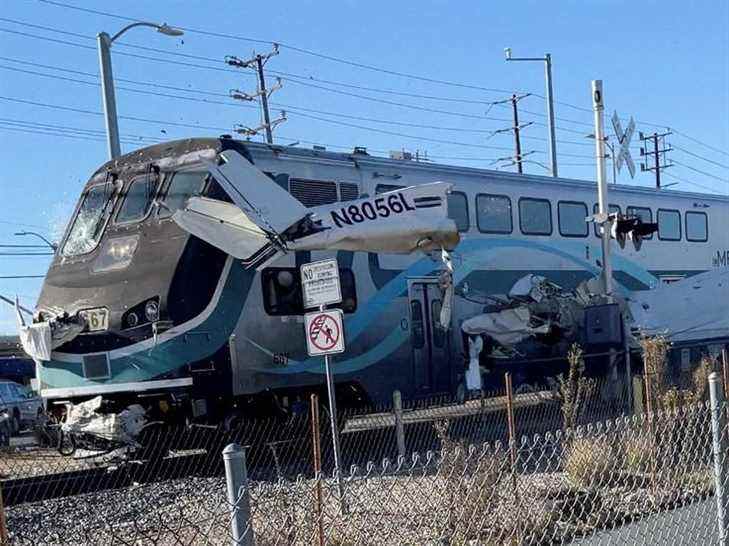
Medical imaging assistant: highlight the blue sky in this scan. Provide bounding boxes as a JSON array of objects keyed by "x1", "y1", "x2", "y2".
[{"x1": 0, "y1": 0, "x2": 727, "y2": 333}]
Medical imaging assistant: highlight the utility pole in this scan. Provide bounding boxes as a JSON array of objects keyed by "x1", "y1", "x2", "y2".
[
  {"x1": 511, "y1": 94, "x2": 525, "y2": 173},
  {"x1": 254, "y1": 55, "x2": 273, "y2": 144},
  {"x1": 226, "y1": 44, "x2": 283, "y2": 144},
  {"x1": 640, "y1": 131, "x2": 673, "y2": 189},
  {"x1": 592, "y1": 80, "x2": 612, "y2": 297}
]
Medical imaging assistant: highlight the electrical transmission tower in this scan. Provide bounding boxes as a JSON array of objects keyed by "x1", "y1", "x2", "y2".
[
  {"x1": 640, "y1": 130, "x2": 673, "y2": 189},
  {"x1": 226, "y1": 44, "x2": 285, "y2": 144}
]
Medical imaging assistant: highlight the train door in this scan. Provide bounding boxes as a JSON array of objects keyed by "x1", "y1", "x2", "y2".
[{"x1": 408, "y1": 279, "x2": 451, "y2": 395}]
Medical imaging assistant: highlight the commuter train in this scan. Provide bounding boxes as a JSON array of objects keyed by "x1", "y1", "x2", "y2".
[{"x1": 30, "y1": 137, "x2": 727, "y2": 420}]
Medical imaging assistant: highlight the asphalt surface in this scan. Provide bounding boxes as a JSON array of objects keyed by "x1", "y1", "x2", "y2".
[{"x1": 574, "y1": 499, "x2": 719, "y2": 545}]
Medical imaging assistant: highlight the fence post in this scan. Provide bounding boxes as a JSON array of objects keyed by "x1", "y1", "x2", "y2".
[
  {"x1": 504, "y1": 372, "x2": 522, "y2": 543},
  {"x1": 222, "y1": 443, "x2": 253, "y2": 546},
  {"x1": 0, "y1": 484, "x2": 7, "y2": 546},
  {"x1": 310, "y1": 394, "x2": 325, "y2": 546},
  {"x1": 393, "y1": 390, "x2": 406, "y2": 461},
  {"x1": 722, "y1": 349, "x2": 729, "y2": 395},
  {"x1": 709, "y1": 372, "x2": 729, "y2": 545}
]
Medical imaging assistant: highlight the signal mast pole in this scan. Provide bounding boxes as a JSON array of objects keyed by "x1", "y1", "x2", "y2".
[{"x1": 592, "y1": 80, "x2": 612, "y2": 297}]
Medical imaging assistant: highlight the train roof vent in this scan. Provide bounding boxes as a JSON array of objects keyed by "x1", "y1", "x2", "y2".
[
  {"x1": 339, "y1": 182, "x2": 359, "y2": 203},
  {"x1": 289, "y1": 178, "x2": 338, "y2": 208}
]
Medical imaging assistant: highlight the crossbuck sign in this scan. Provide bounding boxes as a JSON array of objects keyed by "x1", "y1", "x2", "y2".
[{"x1": 611, "y1": 111, "x2": 636, "y2": 179}]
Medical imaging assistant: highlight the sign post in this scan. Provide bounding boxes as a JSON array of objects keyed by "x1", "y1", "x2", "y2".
[{"x1": 301, "y1": 259, "x2": 347, "y2": 512}]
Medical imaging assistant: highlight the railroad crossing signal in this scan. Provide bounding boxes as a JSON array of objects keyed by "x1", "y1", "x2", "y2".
[
  {"x1": 304, "y1": 309, "x2": 345, "y2": 356},
  {"x1": 611, "y1": 112, "x2": 636, "y2": 179}
]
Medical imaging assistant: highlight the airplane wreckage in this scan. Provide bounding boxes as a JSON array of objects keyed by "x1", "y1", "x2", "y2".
[{"x1": 7, "y1": 138, "x2": 728, "y2": 451}]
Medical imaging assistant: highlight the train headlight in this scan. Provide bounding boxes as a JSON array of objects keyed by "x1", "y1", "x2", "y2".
[
  {"x1": 126, "y1": 311, "x2": 139, "y2": 328},
  {"x1": 92, "y1": 235, "x2": 139, "y2": 273},
  {"x1": 144, "y1": 300, "x2": 160, "y2": 322}
]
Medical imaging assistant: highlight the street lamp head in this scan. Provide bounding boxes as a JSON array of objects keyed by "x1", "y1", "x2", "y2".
[
  {"x1": 14, "y1": 231, "x2": 27, "y2": 236},
  {"x1": 504, "y1": 47, "x2": 512, "y2": 60},
  {"x1": 157, "y1": 24, "x2": 184, "y2": 37}
]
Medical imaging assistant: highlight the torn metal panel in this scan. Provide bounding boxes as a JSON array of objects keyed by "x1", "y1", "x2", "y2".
[
  {"x1": 61, "y1": 396, "x2": 147, "y2": 446},
  {"x1": 628, "y1": 269, "x2": 729, "y2": 342},
  {"x1": 462, "y1": 307, "x2": 551, "y2": 346}
]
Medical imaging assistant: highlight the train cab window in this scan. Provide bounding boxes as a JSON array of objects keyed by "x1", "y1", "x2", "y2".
[
  {"x1": 592, "y1": 203, "x2": 621, "y2": 237},
  {"x1": 657, "y1": 209, "x2": 681, "y2": 241},
  {"x1": 558, "y1": 201, "x2": 588, "y2": 237},
  {"x1": 62, "y1": 183, "x2": 118, "y2": 256},
  {"x1": 686, "y1": 211, "x2": 708, "y2": 242},
  {"x1": 626, "y1": 206, "x2": 653, "y2": 240},
  {"x1": 476, "y1": 194, "x2": 512, "y2": 233},
  {"x1": 159, "y1": 171, "x2": 207, "y2": 219},
  {"x1": 519, "y1": 198, "x2": 552, "y2": 236},
  {"x1": 447, "y1": 191, "x2": 470, "y2": 232},
  {"x1": 262, "y1": 267, "x2": 357, "y2": 315},
  {"x1": 116, "y1": 175, "x2": 158, "y2": 224}
]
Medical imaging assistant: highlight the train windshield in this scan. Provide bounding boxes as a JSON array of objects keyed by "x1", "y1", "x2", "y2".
[{"x1": 62, "y1": 183, "x2": 117, "y2": 256}]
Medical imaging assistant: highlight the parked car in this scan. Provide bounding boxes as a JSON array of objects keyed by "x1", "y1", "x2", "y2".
[{"x1": 0, "y1": 380, "x2": 44, "y2": 435}]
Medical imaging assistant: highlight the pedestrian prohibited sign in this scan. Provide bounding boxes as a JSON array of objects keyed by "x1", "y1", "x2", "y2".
[{"x1": 304, "y1": 309, "x2": 345, "y2": 356}]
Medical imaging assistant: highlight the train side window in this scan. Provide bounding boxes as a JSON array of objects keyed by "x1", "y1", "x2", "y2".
[
  {"x1": 519, "y1": 198, "x2": 552, "y2": 236},
  {"x1": 447, "y1": 191, "x2": 470, "y2": 232},
  {"x1": 262, "y1": 267, "x2": 357, "y2": 315},
  {"x1": 626, "y1": 206, "x2": 653, "y2": 240},
  {"x1": 476, "y1": 194, "x2": 512, "y2": 233},
  {"x1": 593, "y1": 203, "x2": 621, "y2": 237},
  {"x1": 686, "y1": 211, "x2": 708, "y2": 242},
  {"x1": 657, "y1": 209, "x2": 681, "y2": 241},
  {"x1": 557, "y1": 201, "x2": 588, "y2": 237},
  {"x1": 159, "y1": 171, "x2": 207, "y2": 219},
  {"x1": 116, "y1": 175, "x2": 158, "y2": 224}
]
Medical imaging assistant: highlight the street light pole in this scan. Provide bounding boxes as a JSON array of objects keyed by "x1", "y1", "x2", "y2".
[
  {"x1": 505, "y1": 48, "x2": 559, "y2": 177},
  {"x1": 544, "y1": 54, "x2": 558, "y2": 178},
  {"x1": 96, "y1": 22, "x2": 183, "y2": 160},
  {"x1": 14, "y1": 231, "x2": 57, "y2": 251},
  {"x1": 97, "y1": 32, "x2": 120, "y2": 160}
]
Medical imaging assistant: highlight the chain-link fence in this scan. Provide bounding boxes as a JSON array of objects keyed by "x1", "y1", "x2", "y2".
[{"x1": 3, "y1": 367, "x2": 729, "y2": 544}]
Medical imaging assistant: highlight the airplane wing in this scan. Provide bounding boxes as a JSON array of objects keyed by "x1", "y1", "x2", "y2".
[{"x1": 173, "y1": 150, "x2": 460, "y2": 268}]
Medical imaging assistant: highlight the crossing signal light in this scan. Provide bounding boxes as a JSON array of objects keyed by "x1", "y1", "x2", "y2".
[{"x1": 610, "y1": 214, "x2": 658, "y2": 251}]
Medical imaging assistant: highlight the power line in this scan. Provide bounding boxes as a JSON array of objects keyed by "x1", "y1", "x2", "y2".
[
  {"x1": 0, "y1": 275, "x2": 45, "y2": 279},
  {"x1": 31, "y1": 0, "x2": 728, "y2": 154},
  {"x1": 0, "y1": 123, "x2": 150, "y2": 145},
  {"x1": 673, "y1": 129, "x2": 729, "y2": 158},
  {"x1": 662, "y1": 170, "x2": 719, "y2": 193},
  {"x1": 0, "y1": 118, "x2": 163, "y2": 143},
  {"x1": 673, "y1": 145, "x2": 729, "y2": 170},
  {"x1": 0, "y1": 21, "x2": 678, "y2": 141},
  {"x1": 0, "y1": 60, "x2": 596, "y2": 146},
  {"x1": 0, "y1": 220, "x2": 49, "y2": 231},
  {"x1": 672, "y1": 159, "x2": 729, "y2": 184}
]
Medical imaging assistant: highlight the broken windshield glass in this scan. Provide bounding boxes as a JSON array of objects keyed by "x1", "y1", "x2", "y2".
[{"x1": 62, "y1": 184, "x2": 117, "y2": 256}]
